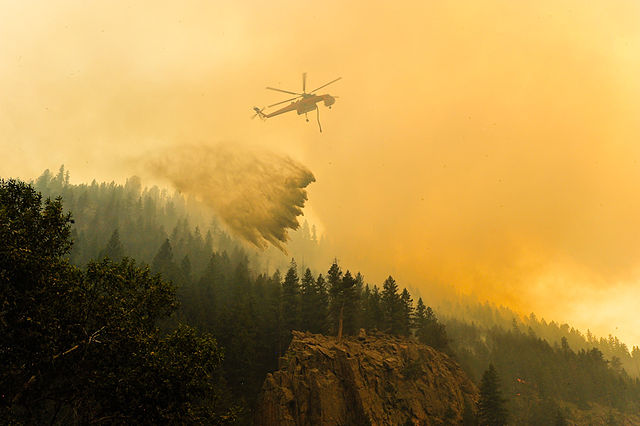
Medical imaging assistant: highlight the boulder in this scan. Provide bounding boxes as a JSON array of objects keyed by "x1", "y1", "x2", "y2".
[{"x1": 255, "y1": 331, "x2": 478, "y2": 425}]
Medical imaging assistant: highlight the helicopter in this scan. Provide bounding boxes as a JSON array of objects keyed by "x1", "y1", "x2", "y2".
[{"x1": 253, "y1": 73, "x2": 341, "y2": 132}]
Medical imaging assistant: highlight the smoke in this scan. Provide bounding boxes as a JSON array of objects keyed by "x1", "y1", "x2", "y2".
[
  {"x1": 146, "y1": 144, "x2": 315, "y2": 251},
  {"x1": 2, "y1": 0, "x2": 640, "y2": 344}
]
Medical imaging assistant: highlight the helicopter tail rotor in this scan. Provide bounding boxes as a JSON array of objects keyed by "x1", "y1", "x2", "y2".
[{"x1": 252, "y1": 106, "x2": 266, "y2": 120}]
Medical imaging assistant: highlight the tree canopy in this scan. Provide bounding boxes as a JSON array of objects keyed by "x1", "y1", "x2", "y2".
[{"x1": 0, "y1": 179, "x2": 235, "y2": 424}]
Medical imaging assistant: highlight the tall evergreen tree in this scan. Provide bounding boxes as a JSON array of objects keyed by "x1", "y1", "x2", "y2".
[
  {"x1": 300, "y1": 267, "x2": 316, "y2": 332},
  {"x1": 180, "y1": 254, "x2": 192, "y2": 283},
  {"x1": 381, "y1": 276, "x2": 403, "y2": 334},
  {"x1": 327, "y1": 260, "x2": 344, "y2": 336},
  {"x1": 300, "y1": 268, "x2": 328, "y2": 333},
  {"x1": 416, "y1": 306, "x2": 450, "y2": 352},
  {"x1": 282, "y1": 259, "x2": 301, "y2": 334},
  {"x1": 314, "y1": 273, "x2": 329, "y2": 334},
  {"x1": 478, "y1": 364, "x2": 508, "y2": 426},
  {"x1": 364, "y1": 285, "x2": 383, "y2": 331},
  {"x1": 152, "y1": 238, "x2": 177, "y2": 281},
  {"x1": 414, "y1": 297, "x2": 427, "y2": 329},
  {"x1": 341, "y1": 271, "x2": 359, "y2": 336},
  {"x1": 99, "y1": 228, "x2": 125, "y2": 261},
  {"x1": 399, "y1": 288, "x2": 414, "y2": 336},
  {"x1": 327, "y1": 261, "x2": 359, "y2": 338}
]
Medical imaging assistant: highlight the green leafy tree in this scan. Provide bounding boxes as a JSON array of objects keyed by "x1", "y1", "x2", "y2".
[
  {"x1": 0, "y1": 180, "x2": 235, "y2": 424},
  {"x1": 478, "y1": 364, "x2": 508, "y2": 426}
]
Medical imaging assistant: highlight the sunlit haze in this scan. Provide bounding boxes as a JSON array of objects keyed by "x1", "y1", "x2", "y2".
[{"x1": 2, "y1": 0, "x2": 639, "y2": 346}]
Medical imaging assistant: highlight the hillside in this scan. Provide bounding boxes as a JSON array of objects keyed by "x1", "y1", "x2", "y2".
[{"x1": 24, "y1": 170, "x2": 640, "y2": 423}]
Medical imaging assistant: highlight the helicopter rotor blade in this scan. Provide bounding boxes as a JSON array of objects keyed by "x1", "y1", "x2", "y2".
[
  {"x1": 302, "y1": 72, "x2": 307, "y2": 93},
  {"x1": 310, "y1": 77, "x2": 342, "y2": 93},
  {"x1": 266, "y1": 87, "x2": 302, "y2": 96},
  {"x1": 268, "y1": 96, "x2": 301, "y2": 108}
]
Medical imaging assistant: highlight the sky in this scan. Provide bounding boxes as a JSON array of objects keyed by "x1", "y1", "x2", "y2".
[{"x1": 1, "y1": 0, "x2": 640, "y2": 347}]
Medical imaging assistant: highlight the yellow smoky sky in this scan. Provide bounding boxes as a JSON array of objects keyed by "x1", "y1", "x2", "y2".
[{"x1": 1, "y1": 0, "x2": 640, "y2": 345}]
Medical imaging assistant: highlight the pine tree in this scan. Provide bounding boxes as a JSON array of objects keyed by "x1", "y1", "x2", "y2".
[
  {"x1": 462, "y1": 396, "x2": 478, "y2": 426},
  {"x1": 365, "y1": 285, "x2": 383, "y2": 331},
  {"x1": 99, "y1": 228, "x2": 125, "y2": 261},
  {"x1": 300, "y1": 267, "x2": 316, "y2": 332},
  {"x1": 354, "y1": 272, "x2": 365, "y2": 330},
  {"x1": 327, "y1": 260, "x2": 344, "y2": 337},
  {"x1": 414, "y1": 297, "x2": 427, "y2": 329},
  {"x1": 301, "y1": 268, "x2": 328, "y2": 333},
  {"x1": 327, "y1": 261, "x2": 360, "y2": 339},
  {"x1": 399, "y1": 288, "x2": 414, "y2": 336},
  {"x1": 180, "y1": 254, "x2": 192, "y2": 283},
  {"x1": 314, "y1": 273, "x2": 329, "y2": 334},
  {"x1": 478, "y1": 364, "x2": 508, "y2": 426},
  {"x1": 341, "y1": 271, "x2": 359, "y2": 336},
  {"x1": 381, "y1": 276, "x2": 403, "y2": 334},
  {"x1": 282, "y1": 259, "x2": 301, "y2": 334},
  {"x1": 152, "y1": 238, "x2": 178, "y2": 281},
  {"x1": 416, "y1": 306, "x2": 450, "y2": 352}
]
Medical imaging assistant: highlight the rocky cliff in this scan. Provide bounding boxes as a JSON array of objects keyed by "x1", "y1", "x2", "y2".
[{"x1": 255, "y1": 330, "x2": 478, "y2": 425}]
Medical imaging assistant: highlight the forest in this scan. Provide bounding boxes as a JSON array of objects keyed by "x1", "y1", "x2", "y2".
[{"x1": 2, "y1": 167, "x2": 639, "y2": 424}]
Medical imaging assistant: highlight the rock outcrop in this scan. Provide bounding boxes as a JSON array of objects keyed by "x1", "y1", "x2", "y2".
[{"x1": 255, "y1": 330, "x2": 478, "y2": 425}]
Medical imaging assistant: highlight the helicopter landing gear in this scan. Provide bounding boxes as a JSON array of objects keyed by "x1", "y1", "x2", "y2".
[{"x1": 316, "y1": 106, "x2": 322, "y2": 133}]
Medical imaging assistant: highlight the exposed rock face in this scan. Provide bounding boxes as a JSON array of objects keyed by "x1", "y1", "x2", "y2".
[{"x1": 255, "y1": 330, "x2": 478, "y2": 425}]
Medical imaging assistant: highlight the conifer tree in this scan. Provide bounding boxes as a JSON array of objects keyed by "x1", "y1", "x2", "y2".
[
  {"x1": 365, "y1": 285, "x2": 383, "y2": 331},
  {"x1": 180, "y1": 254, "x2": 192, "y2": 283},
  {"x1": 341, "y1": 271, "x2": 358, "y2": 336},
  {"x1": 381, "y1": 276, "x2": 403, "y2": 334},
  {"x1": 282, "y1": 259, "x2": 301, "y2": 333},
  {"x1": 300, "y1": 267, "x2": 316, "y2": 332},
  {"x1": 416, "y1": 306, "x2": 450, "y2": 352},
  {"x1": 99, "y1": 228, "x2": 125, "y2": 261},
  {"x1": 314, "y1": 273, "x2": 329, "y2": 334},
  {"x1": 399, "y1": 288, "x2": 414, "y2": 336},
  {"x1": 478, "y1": 364, "x2": 508, "y2": 426},
  {"x1": 414, "y1": 297, "x2": 427, "y2": 329},
  {"x1": 152, "y1": 238, "x2": 178, "y2": 281},
  {"x1": 327, "y1": 261, "x2": 360, "y2": 338},
  {"x1": 354, "y1": 272, "x2": 365, "y2": 329},
  {"x1": 301, "y1": 268, "x2": 328, "y2": 333},
  {"x1": 327, "y1": 260, "x2": 344, "y2": 336},
  {"x1": 462, "y1": 397, "x2": 478, "y2": 426}
]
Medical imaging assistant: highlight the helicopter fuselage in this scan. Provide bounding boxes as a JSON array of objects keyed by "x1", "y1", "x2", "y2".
[{"x1": 263, "y1": 94, "x2": 335, "y2": 118}]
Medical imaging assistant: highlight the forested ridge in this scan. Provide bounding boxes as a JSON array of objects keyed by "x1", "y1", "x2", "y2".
[{"x1": 2, "y1": 168, "x2": 639, "y2": 424}]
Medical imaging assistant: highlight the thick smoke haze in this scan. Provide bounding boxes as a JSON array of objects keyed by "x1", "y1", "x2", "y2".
[
  {"x1": 1, "y1": 0, "x2": 640, "y2": 345},
  {"x1": 147, "y1": 144, "x2": 314, "y2": 251}
]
